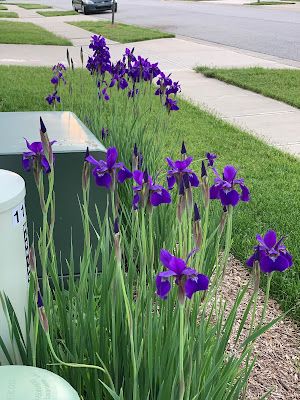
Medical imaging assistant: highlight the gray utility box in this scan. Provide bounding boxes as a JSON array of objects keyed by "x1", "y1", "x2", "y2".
[{"x1": 0, "y1": 111, "x2": 107, "y2": 277}]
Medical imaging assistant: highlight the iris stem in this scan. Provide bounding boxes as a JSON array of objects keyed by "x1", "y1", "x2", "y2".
[
  {"x1": 179, "y1": 302, "x2": 185, "y2": 400},
  {"x1": 221, "y1": 206, "x2": 233, "y2": 277},
  {"x1": 260, "y1": 272, "x2": 273, "y2": 327},
  {"x1": 199, "y1": 201, "x2": 210, "y2": 267}
]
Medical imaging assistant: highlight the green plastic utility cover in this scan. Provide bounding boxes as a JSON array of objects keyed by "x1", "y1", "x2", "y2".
[{"x1": 0, "y1": 366, "x2": 80, "y2": 400}]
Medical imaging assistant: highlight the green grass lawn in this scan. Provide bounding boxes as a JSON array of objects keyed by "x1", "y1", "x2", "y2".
[
  {"x1": 0, "y1": 4, "x2": 7, "y2": 9},
  {"x1": 37, "y1": 10, "x2": 77, "y2": 17},
  {"x1": 196, "y1": 67, "x2": 300, "y2": 109},
  {"x1": 246, "y1": 1, "x2": 295, "y2": 4},
  {"x1": 0, "y1": 11, "x2": 17, "y2": 17},
  {"x1": 0, "y1": 20, "x2": 71, "y2": 45},
  {"x1": 8, "y1": 3, "x2": 52, "y2": 9},
  {"x1": 68, "y1": 20, "x2": 175, "y2": 43},
  {"x1": 0, "y1": 65, "x2": 299, "y2": 321}
]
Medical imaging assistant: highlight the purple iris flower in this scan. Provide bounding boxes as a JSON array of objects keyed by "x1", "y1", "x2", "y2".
[
  {"x1": 51, "y1": 75, "x2": 59, "y2": 85},
  {"x1": 127, "y1": 55, "x2": 160, "y2": 84},
  {"x1": 52, "y1": 63, "x2": 66, "y2": 72},
  {"x1": 166, "y1": 157, "x2": 199, "y2": 191},
  {"x1": 155, "y1": 72, "x2": 173, "y2": 96},
  {"x1": 22, "y1": 138, "x2": 56, "y2": 173},
  {"x1": 100, "y1": 87, "x2": 110, "y2": 101},
  {"x1": 109, "y1": 60, "x2": 128, "y2": 90},
  {"x1": 247, "y1": 230, "x2": 293, "y2": 273},
  {"x1": 85, "y1": 147, "x2": 132, "y2": 190},
  {"x1": 156, "y1": 249, "x2": 209, "y2": 300},
  {"x1": 166, "y1": 81, "x2": 181, "y2": 96},
  {"x1": 132, "y1": 170, "x2": 171, "y2": 209},
  {"x1": 206, "y1": 152, "x2": 217, "y2": 167},
  {"x1": 165, "y1": 97, "x2": 179, "y2": 112},
  {"x1": 210, "y1": 165, "x2": 250, "y2": 207},
  {"x1": 141, "y1": 59, "x2": 160, "y2": 82},
  {"x1": 51, "y1": 64, "x2": 66, "y2": 88},
  {"x1": 128, "y1": 87, "x2": 139, "y2": 98},
  {"x1": 46, "y1": 91, "x2": 60, "y2": 106},
  {"x1": 110, "y1": 75, "x2": 128, "y2": 90},
  {"x1": 87, "y1": 35, "x2": 111, "y2": 76},
  {"x1": 123, "y1": 47, "x2": 136, "y2": 65}
]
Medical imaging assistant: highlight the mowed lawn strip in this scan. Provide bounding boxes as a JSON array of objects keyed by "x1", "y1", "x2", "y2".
[
  {"x1": 37, "y1": 10, "x2": 78, "y2": 17},
  {"x1": 0, "y1": 65, "x2": 299, "y2": 321},
  {"x1": 196, "y1": 66, "x2": 300, "y2": 109},
  {"x1": 68, "y1": 20, "x2": 175, "y2": 43},
  {"x1": 246, "y1": 1, "x2": 295, "y2": 4},
  {"x1": 0, "y1": 5, "x2": 7, "y2": 9},
  {"x1": 8, "y1": 3, "x2": 52, "y2": 9},
  {"x1": 0, "y1": 21, "x2": 71, "y2": 45},
  {"x1": 0, "y1": 11, "x2": 17, "y2": 17}
]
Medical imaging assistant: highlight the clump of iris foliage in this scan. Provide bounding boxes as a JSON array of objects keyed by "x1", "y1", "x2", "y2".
[{"x1": 0, "y1": 36, "x2": 293, "y2": 400}]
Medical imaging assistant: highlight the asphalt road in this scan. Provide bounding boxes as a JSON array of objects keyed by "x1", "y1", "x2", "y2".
[{"x1": 26, "y1": 0, "x2": 300, "y2": 62}]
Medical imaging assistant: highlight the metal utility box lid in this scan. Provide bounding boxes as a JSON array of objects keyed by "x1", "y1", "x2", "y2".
[{"x1": 0, "y1": 111, "x2": 106, "y2": 155}]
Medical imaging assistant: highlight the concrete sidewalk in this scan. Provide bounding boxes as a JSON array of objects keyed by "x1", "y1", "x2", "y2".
[{"x1": 1, "y1": 8, "x2": 300, "y2": 156}]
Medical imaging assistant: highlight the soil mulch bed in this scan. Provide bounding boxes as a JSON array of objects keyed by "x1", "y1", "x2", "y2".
[{"x1": 221, "y1": 257, "x2": 300, "y2": 399}]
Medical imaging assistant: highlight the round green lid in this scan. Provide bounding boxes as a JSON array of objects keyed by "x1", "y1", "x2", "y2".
[{"x1": 0, "y1": 366, "x2": 80, "y2": 400}]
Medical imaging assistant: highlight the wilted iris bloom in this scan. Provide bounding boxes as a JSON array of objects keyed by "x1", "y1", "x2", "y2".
[
  {"x1": 156, "y1": 249, "x2": 209, "y2": 300},
  {"x1": 86, "y1": 147, "x2": 132, "y2": 190},
  {"x1": 132, "y1": 170, "x2": 171, "y2": 209},
  {"x1": 101, "y1": 127, "x2": 109, "y2": 141},
  {"x1": 206, "y1": 152, "x2": 217, "y2": 167},
  {"x1": 132, "y1": 144, "x2": 143, "y2": 170},
  {"x1": 247, "y1": 230, "x2": 293, "y2": 273},
  {"x1": 166, "y1": 157, "x2": 199, "y2": 191},
  {"x1": 210, "y1": 165, "x2": 250, "y2": 207},
  {"x1": 22, "y1": 138, "x2": 56, "y2": 173}
]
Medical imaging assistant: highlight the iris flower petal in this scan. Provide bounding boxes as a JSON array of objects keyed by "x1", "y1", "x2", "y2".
[
  {"x1": 240, "y1": 185, "x2": 250, "y2": 202},
  {"x1": 185, "y1": 274, "x2": 209, "y2": 299},
  {"x1": 133, "y1": 170, "x2": 144, "y2": 185},
  {"x1": 174, "y1": 157, "x2": 193, "y2": 171},
  {"x1": 209, "y1": 185, "x2": 220, "y2": 199},
  {"x1": 118, "y1": 167, "x2": 132, "y2": 183},
  {"x1": 106, "y1": 147, "x2": 118, "y2": 169},
  {"x1": 156, "y1": 276, "x2": 171, "y2": 299},
  {"x1": 95, "y1": 173, "x2": 112, "y2": 189},
  {"x1": 167, "y1": 175, "x2": 176, "y2": 190},
  {"x1": 259, "y1": 254, "x2": 274, "y2": 273},
  {"x1": 160, "y1": 249, "x2": 173, "y2": 269},
  {"x1": 189, "y1": 173, "x2": 199, "y2": 187},
  {"x1": 223, "y1": 165, "x2": 237, "y2": 182},
  {"x1": 263, "y1": 230, "x2": 277, "y2": 248},
  {"x1": 274, "y1": 254, "x2": 290, "y2": 272},
  {"x1": 150, "y1": 192, "x2": 163, "y2": 206}
]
